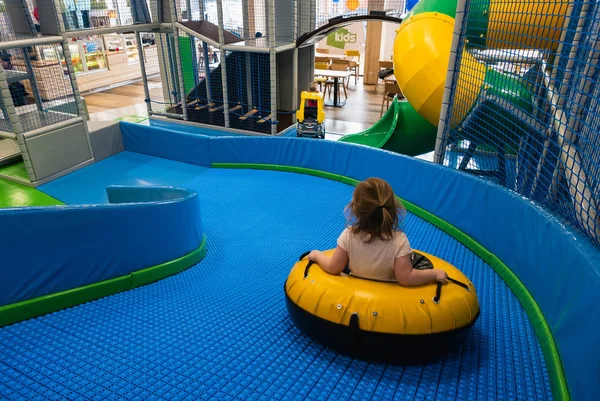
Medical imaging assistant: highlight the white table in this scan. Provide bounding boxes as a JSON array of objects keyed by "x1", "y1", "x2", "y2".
[
  {"x1": 328, "y1": 54, "x2": 350, "y2": 59},
  {"x1": 314, "y1": 69, "x2": 351, "y2": 107}
]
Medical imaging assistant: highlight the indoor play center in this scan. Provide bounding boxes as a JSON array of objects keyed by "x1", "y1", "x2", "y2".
[{"x1": 0, "y1": 0, "x2": 599, "y2": 400}]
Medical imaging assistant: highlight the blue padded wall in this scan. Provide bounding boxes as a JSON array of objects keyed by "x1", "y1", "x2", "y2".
[
  {"x1": 121, "y1": 122, "x2": 212, "y2": 167},
  {"x1": 0, "y1": 186, "x2": 203, "y2": 307}
]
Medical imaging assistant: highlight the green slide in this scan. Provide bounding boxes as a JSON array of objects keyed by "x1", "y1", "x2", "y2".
[
  {"x1": 179, "y1": 36, "x2": 197, "y2": 94},
  {"x1": 338, "y1": 98, "x2": 438, "y2": 156}
]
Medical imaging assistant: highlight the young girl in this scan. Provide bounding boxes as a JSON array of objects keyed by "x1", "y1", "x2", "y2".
[
  {"x1": 308, "y1": 178, "x2": 447, "y2": 285},
  {"x1": 307, "y1": 81, "x2": 319, "y2": 107}
]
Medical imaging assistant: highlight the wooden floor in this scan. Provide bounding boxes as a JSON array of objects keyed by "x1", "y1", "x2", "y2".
[
  {"x1": 323, "y1": 77, "x2": 388, "y2": 126},
  {"x1": 84, "y1": 82, "x2": 146, "y2": 114},
  {"x1": 84, "y1": 77, "x2": 388, "y2": 129}
]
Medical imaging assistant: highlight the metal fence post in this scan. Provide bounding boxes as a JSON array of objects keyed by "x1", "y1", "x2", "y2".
[
  {"x1": 216, "y1": 0, "x2": 230, "y2": 128},
  {"x1": 434, "y1": 0, "x2": 468, "y2": 164},
  {"x1": 136, "y1": 31, "x2": 154, "y2": 117},
  {"x1": 268, "y1": 0, "x2": 277, "y2": 135}
]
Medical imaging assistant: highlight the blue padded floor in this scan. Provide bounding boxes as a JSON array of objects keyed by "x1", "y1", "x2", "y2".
[
  {"x1": 1, "y1": 164, "x2": 553, "y2": 400},
  {"x1": 39, "y1": 151, "x2": 208, "y2": 204}
]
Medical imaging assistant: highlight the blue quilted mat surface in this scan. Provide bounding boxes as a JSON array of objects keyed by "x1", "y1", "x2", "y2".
[
  {"x1": 0, "y1": 166, "x2": 552, "y2": 400},
  {"x1": 39, "y1": 151, "x2": 208, "y2": 205}
]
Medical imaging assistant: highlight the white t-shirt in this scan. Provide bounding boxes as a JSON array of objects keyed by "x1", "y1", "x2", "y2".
[{"x1": 337, "y1": 228, "x2": 413, "y2": 282}]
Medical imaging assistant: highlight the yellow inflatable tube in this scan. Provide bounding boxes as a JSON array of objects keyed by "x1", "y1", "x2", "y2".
[{"x1": 285, "y1": 249, "x2": 479, "y2": 361}]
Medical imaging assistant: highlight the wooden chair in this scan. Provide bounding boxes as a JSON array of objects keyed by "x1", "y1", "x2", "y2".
[
  {"x1": 331, "y1": 58, "x2": 351, "y2": 67},
  {"x1": 331, "y1": 59, "x2": 352, "y2": 89},
  {"x1": 314, "y1": 62, "x2": 331, "y2": 92},
  {"x1": 380, "y1": 80, "x2": 403, "y2": 117},
  {"x1": 314, "y1": 61, "x2": 330, "y2": 70},
  {"x1": 344, "y1": 50, "x2": 361, "y2": 85},
  {"x1": 316, "y1": 48, "x2": 330, "y2": 54},
  {"x1": 315, "y1": 56, "x2": 331, "y2": 64},
  {"x1": 378, "y1": 60, "x2": 394, "y2": 85}
]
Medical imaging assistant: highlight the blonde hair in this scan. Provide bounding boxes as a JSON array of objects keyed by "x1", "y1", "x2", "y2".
[
  {"x1": 345, "y1": 178, "x2": 405, "y2": 242},
  {"x1": 308, "y1": 81, "x2": 318, "y2": 92}
]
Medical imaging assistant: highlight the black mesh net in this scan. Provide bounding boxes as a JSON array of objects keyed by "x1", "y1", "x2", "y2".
[
  {"x1": 439, "y1": 0, "x2": 600, "y2": 244},
  {"x1": 59, "y1": 0, "x2": 157, "y2": 32},
  {"x1": 1, "y1": 44, "x2": 78, "y2": 134}
]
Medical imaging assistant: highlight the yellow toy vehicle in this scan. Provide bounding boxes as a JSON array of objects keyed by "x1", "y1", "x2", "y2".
[{"x1": 296, "y1": 91, "x2": 326, "y2": 139}]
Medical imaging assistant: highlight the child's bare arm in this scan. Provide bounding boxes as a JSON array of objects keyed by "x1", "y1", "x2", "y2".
[
  {"x1": 394, "y1": 255, "x2": 447, "y2": 286},
  {"x1": 307, "y1": 246, "x2": 348, "y2": 275}
]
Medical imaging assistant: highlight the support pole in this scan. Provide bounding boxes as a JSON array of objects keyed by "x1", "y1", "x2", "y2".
[
  {"x1": 545, "y1": 1, "x2": 600, "y2": 241},
  {"x1": 0, "y1": 65, "x2": 23, "y2": 135},
  {"x1": 268, "y1": 0, "x2": 277, "y2": 135},
  {"x1": 59, "y1": 42, "x2": 88, "y2": 121},
  {"x1": 169, "y1": 0, "x2": 188, "y2": 121},
  {"x1": 198, "y1": 0, "x2": 205, "y2": 19},
  {"x1": 292, "y1": 0, "x2": 299, "y2": 123},
  {"x1": 203, "y1": 43, "x2": 213, "y2": 102},
  {"x1": 160, "y1": 35, "x2": 176, "y2": 105},
  {"x1": 293, "y1": 0, "x2": 298, "y2": 41},
  {"x1": 53, "y1": 0, "x2": 94, "y2": 159},
  {"x1": 150, "y1": 0, "x2": 161, "y2": 22},
  {"x1": 529, "y1": 2, "x2": 577, "y2": 197},
  {"x1": 185, "y1": 0, "x2": 192, "y2": 21},
  {"x1": 434, "y1": 0, "x2": 468, "y2": 164},
  {"x1": 242, "y1": 0, "x2": 254, "y2": 108},
  {"x1": 22, "y1": 51, "x2": 44, "y2": 112},
  {"x1": 292, "y1": 47, "x2": 298, "y2": 123},
  {"x1": 20, "y1": 0, "x2": 44, "y2": 115},
  {"x1": 554, "y1": 2, "x2": 590, "y2": 111},
  {"x1": 550, "y1": 1, "x2": 577, "y2": 86},
  {"x1": 264, "y1": 0, "x2": 270, "y2": 38},
  {"x1": 172, "y1": 28, "x2": 189, "y2": 121},
  {"x1": 247, "y1": 0, "x2": 256, "y2": 37},
  {"x1": 21, "y1": 0, "x2": 44, "y2": 115},
  {"x1": 309, "y1": 0, "x2": 316, "y2": 32},
  {"x1": 216, "y1": 0, "x2": 230, "y2": 128},
  {"x1": 363, "y1": 0, "x2": 384, "y2": 85},
  {"x1": 136, "y1": 31, "x2": 153, "y2": 117}
]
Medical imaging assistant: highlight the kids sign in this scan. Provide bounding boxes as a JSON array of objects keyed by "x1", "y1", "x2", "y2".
[{"x1": 326, "y1": 27, "x2": 361, "y2": 50}]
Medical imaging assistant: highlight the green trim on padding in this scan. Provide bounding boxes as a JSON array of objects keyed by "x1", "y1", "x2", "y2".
[
  {"x1": 0, "y1": 275, "x2": 131, "y2": 328},
  {"x1": 212, "y1": 162, "x2": 569, "y2": 401},
  {"x1": 0, "y1": 235, "x2": 207, "y2": 328},
  {"x1": 131, "y1": 236, "x2": 208, "y2": 288}
]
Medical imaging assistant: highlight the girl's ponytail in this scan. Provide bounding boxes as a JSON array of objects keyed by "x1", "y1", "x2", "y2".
[
  {"x1": 380, "y1": 206, "x2": 395, "y2": 238},
  {"x1": 346, "y1": 178, "x2": 405, "y2": 242}
]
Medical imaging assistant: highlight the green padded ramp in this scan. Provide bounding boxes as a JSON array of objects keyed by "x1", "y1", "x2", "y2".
[{"x1": 0, "y1": 162, "x2": 63, "y2": 208}]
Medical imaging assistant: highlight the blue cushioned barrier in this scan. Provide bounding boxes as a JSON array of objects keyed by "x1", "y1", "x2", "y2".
[
  {"x1": 0, "y1": 185, "x2": 203, "y2": 307},
  {"x1": 121, "y1": 122, "x2": 212, "y2": 167},
  {"x1": 146, "y1": 117, "x2": 298, "y2": 137},
  {"x1": 118, "y1": 125, "x2": 598, "y2": 401},
  {"x1": 146, "y1": 118, "x2": 263, "y2": 137}
]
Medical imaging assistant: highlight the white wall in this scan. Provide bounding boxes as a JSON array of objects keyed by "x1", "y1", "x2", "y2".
[{"x1": 380, "y1": 22, "x2": 400, "y2": 61}]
